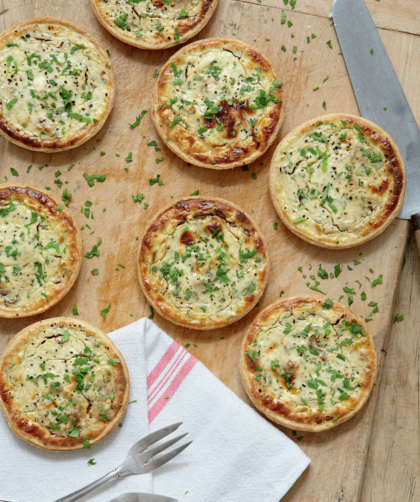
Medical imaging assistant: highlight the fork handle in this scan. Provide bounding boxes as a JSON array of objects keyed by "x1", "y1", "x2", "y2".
[{"x1": 53, "y1": 467, "x2": 122, "y2": 502}]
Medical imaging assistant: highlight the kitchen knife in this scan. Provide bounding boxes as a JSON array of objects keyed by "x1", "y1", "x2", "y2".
[
  {"x1": 332, "y1": 0, "x2": 420, "y2": 252},
  {"x1": 108, "y1": 494, "x2": 178, "y2": 502}
]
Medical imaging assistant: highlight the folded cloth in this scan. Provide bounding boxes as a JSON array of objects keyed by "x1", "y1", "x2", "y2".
[{"x1": 0, "y1": 318, "x2": 310, "y2": 502}]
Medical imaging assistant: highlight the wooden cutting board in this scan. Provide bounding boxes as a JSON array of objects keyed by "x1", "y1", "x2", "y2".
[{"x1": 0, "y1": 1, "x2": 419, "y2": 500}]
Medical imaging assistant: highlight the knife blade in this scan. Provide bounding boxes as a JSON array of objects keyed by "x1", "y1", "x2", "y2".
[
  {"x1": 107, "y1": 494, "x2": 178, "y2": 502},
  {"x1": 332, "y1": 0, "x2": 420, "y2": 225}
]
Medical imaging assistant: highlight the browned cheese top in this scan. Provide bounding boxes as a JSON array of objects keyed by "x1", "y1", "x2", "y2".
[
  {"x1": 139, "y1": 198, "x2": 269, "y2": 329},
  {"x1": 242, "y1": 296, "x2": 377, "y2": 431},
  {"x1": 0, "y1": 319, "x2": 129, "y2": 450},
  {"x1": 270, "y1": 115, "x2": 405, "y2": 248},
  {"x1": 154, "y1": 39, "x2": 283, "y2": 168}
]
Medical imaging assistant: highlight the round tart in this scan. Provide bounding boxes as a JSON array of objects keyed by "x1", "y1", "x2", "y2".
[
  {"x1": 0, "y1": 184, "x2": 82, "y2": 318},
  {"x1": 91, "y1": 0, "x2": 219, "y2": 50},
  {"x1": 0, "y1": 18, "x2": 114, "y2": 152},
  {"x1": 138, "y1": 197, "x2": 270, "y2": 329},
  {"x1": 240, "y1": 295, "x2": 377, "y2": 432},
  {"x1": 151, "y1": 38, "x2": 284, "y2": 169},
  {"x1": 269, "y1": 114, "x2": 405, "y2": 249},
  {"x1": 0, "y1": 317, "x2": 130, "y2": 451}
]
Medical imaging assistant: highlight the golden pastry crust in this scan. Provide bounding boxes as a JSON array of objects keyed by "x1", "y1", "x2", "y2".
[
  {"x1": 0, "y1": 317, "x2": 130, "y2": 451},
  {"x1": 240, "y1": 295, "x2": 377, "y2": 432},
  {"x1": 0, "y1": 184, "x2": 82, "y2": 318},
  {"x1": 151, "y1": 38, "x2": 284, "y2": 169},
  {"x1": 138, "y1": 196, "x2": 270, "y2": 330},
  {"x1": 91, "y1": 0, "x2": 218, "y2": 50},
  {"x1": 269, "y1": 114, "x2": 405, "y2": 249},
  {"x1": 0, "y1": 18, "x2": 114, "y2": 152}
]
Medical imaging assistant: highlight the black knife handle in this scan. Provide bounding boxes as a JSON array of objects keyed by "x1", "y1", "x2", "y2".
[{"x1": 413, "y1": 213, "x2": 420, "y2": 231}]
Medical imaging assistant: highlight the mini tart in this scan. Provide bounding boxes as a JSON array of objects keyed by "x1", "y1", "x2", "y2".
[
  {"x1": 0, "y1": 317, "x2": 130, "y2": 451},
  {"x1": 138, "y1": 197, "x2": 269, "y2": 330},
  {"x1": 151, "y1": 38, "x2": 284, "y2": 169},
  {"x1": 0, "y1": 18, "x2": 114, "y2": 152},
  {"x1": 91, "y1": 0, "x2": 218, "y2": 50},
  {"x1": 0, "y1": 184, "x2": 82, "y2": 318},
  {"x1": 240, "y1": 296, "x2": 377, "y2": 432},
  {"x1": 269, "y1": 114, "x2": 405, "y2": 249}
]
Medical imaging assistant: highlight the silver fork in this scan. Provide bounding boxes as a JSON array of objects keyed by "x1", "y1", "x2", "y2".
[
  {"x1": 54, "y1": 422, "x2": 191, "y2": 502},
  {"x1": 0, "y1": 422, "x2": 191, "y2": 502}
]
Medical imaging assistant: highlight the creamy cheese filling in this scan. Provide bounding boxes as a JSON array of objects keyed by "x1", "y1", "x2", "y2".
[
  {"x1": 251, "y1": 309, "x2": 369, "y2": 417},
  {"x1": 276, "y1": 121, "x2": 392, "y2": 234},
  {"x1": 146, "y1": 215, "x2": 266, "y2": 321},
  {"x1": 0, "y1": 24, "x2": 110, "y2": 141},
  {"x1": 99, "y1": 0, "x2": 204, "y2": 42},
  {"x1": 0, "y1": 199, "x2": 73, "y2": 310},
  {"x1": 163, "y1": 47, "x2": 282, "y2": 147},
  {"x1": 6, "y1": 324, "x2": 119, "y2": 439}
]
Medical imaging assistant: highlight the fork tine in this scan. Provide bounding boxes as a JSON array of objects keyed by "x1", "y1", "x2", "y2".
[
  {"x1": 139, "y1": 433, "x2": 188, "y2": 462},
  {"x1": 127, "y1": 422, "x2": 183, "y2": 456},
  {"x1": 143, "y1": 441, "x2": 193, "y2": 473}
]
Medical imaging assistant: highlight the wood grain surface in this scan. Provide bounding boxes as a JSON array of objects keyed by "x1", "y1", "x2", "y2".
[
  {"x1": 242, "y1": 0, "x2": 420, "y2": 36},
  {"x1": 361, "y1": 232, "x2": 420, "y2": 502},
  {"x1": 0, "y1": 1, "x2": 418, "y2": 501}
]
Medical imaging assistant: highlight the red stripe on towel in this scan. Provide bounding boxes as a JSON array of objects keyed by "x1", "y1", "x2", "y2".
[
  {"x1": 147, "y1": 340, "x2": 180, "y2": 389},
  {"x1": 148, "y1": 349, "x2": 186, "y2": 404},
  {"x1": 148, "y1": 355, "x2": 197, "y2": 423}
]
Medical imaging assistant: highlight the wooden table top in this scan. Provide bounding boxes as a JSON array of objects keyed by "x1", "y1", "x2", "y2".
[{"x1": 0, "y1": 1, "x2": 418, "y2": 501}]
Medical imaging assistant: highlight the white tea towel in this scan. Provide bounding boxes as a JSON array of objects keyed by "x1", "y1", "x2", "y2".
[{"x1": 0, "y1": 318, "x2": 310, "y2": 502}]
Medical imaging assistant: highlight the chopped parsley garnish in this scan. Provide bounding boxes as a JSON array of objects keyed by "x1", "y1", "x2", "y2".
[
  {"x1": 85, "y1": 237, "x2": 102, "y2": 258},
  {"x1": 149, "y1": 174, "x2": 163, "y2": 186},
  {"x1": 132, "y1": 193, "x2": 145, "y2": 204},
  {"x1": 114, "y1": 13, "x2": 129, "y2": 30},
  {"x1": 100, "y1": 304, "x2": 111, "y2": 319},
  {"x1": 6, "y1": 98, "x2": 17, "y2": 110},
  {"x1": 318, "y1": 264, "x2": 328, "y2": 279},
  {"x1": 343, "y1": 286, "x2": 355, "y2": 306},
  {"x1": 205, "y1": 60, "x2": 223, "y2": 81},
  {"x1": 323, "y1": 298, "x2": 333, "y2": 309},
  {"x1": 246, "y1": 281, "x2": 256, "y2": 296},
  {"x1": 129, "y1": 110, "x2": 147, "y2": 128},
  {"x1": 83, "y1": 173, "x2": 106, "y2": 187},
  {"x1": 371, "y1": 274, "x2": 383, "y2": 286},
  {"x1": 71, "y1": 44, "x2": 85, "y2": 54},
  {"x1": 169, "y1": 115, "x2": 182, "y2": 127},
  {"x1": 216, "y1": 267, "x2": 230, "y2": 284}
]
